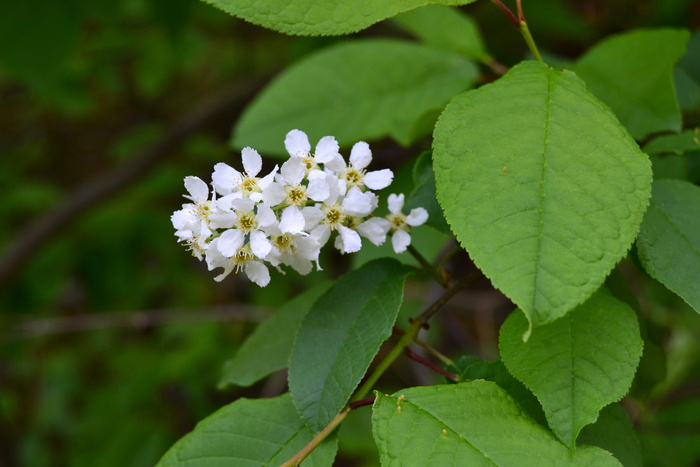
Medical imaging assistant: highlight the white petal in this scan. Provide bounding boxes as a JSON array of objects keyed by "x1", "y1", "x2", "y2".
[
  {"x1": 208, "y1": 211, "x2": 237, "y2": 229},
  {"x1": 256, "y1": 204, "x2": 278, "y2": 227},
  {"x1": 217, "y1": 229, "x2": 245, "y2": 257},
  {"x1": 364, "y1": 169, "x2": 394, "y2": 190},
  {"x1": 406, "y1": 207, "x2": 429, "y2": 226},
  {"x1": 241, "y1": 147, "x2": 262, "y2": 176},
  {"x1": 306, "y1": 177, "x2": 330, "y2": 202},
  {"x1": 258, "y1": 166, "x2": 279, "y2": 190},
  {"x1": 171, "y1": 208, "x2": 193, "y2": 230},
  {"x1": 302, "y1": 206, "x2": 324, "y2": 230},
  {"x1": 295, "y1": 236, "x2": 321, "y2": 261},
  {"x1": 314, "y1": 136, "x2": 340, "y2": 164},
  {"x1": 279, "y1": 206, "x2": 306, "y2": 234},
  {"x1": 337, "y1": 226, "x2": 362, "y2": 253},
  {"x1": 212, "y1": 163, "x2": 242, "y2": 194},
  {"x1": 281, "y1": 157, "x2": 305, "y2": 185},
  {"x1": 356, "y1": 217, "x2": 391, "y2": 246},
  {"x1": 310, "y1": 224, "x2": 331, "y2": 247},
  {"x1": 387, "y1": 193, "x2": 404, "y2": 215},
  {"x1": 230, "y1": 198, "x2": 256, "y2": 213},
  {"x1": 323, "y1": 154, "x2": 346, "y2": 173},
  {"x1": 184, "y1": 176, "x2": 209, "y2": 202},
  {"x1": 342, "y1": 186, "x2": 373, "y2": 217},
  {"x1": 349, "y1": 141, "x2": 372, "y2": 169},
  {"x1": 250, "y1": 230, "x2": 272, "y2": 259},
  {"x1": 285, "y1": 129, "x2": 310, "y2": 157},
  {"x1": 262, "y1": 182, "x2": 287, "y2": 207},
  {"x1": 245, "y1": 261, "x2": 271, "y2": 287},
  {"x1": 391, "y1": 229, "x2": 411, "y2": 253}
]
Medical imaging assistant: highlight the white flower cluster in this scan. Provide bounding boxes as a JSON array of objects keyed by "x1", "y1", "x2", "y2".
[{"x1": 171, "y1": 130, "x2": 428, "y2": 286}]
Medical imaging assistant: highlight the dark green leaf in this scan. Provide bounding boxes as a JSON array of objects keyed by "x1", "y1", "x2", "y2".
[
  {"x1": 643, "y1": 129, "x2": 700, "y2": 156},
  {"x1": 406, "y1": 151, "x2": 451, "y2": 235},
  {"x1": 289, "y1": 258, "x2": 412, "y2": 432},
  {"x1": 579, "y1": 404, "x2": 642, "y2": 467},
  {"x1": 233, "y1": 39, "x2": 478, "y2": 156}
]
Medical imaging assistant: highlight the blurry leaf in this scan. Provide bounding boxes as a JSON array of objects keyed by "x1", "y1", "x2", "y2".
[
  {"x1": 675, "y1": 30, "x2": 700, "y2": 112},
  {"x1": 458, "y1": 359, "x2": 547, "y2": 427},
  {"x1": 643, "y1": 129, "x2": 700, "y2": 156},
  {"x1": 218, "y1": 281, "x2": 331, "y2": 389},
  {"x1": 232, "y1": 39, "x2": 477, "y2": 156},
  {"x1": 406, "y1": 151, "x2": 451, "y2": 235},
  {"x1": 372, "y1": 382, "x2": 621, "y2": 466},
  {"x1": 578, "y1": 404, "x2": 642, "y2": 467},
  {"x1": 392, "y1": 5, "x2": 489, "y2": 61},
  {"x1": 156, "y1": 393, "x2": 338, "y2": 466},
  {"x1": 149, "y1": 0, "x2": 193, "y2": 38},
  {"x1": 637, "y1": 180, "x2": 700, "y2": 313},
  {"x1": 201, "y1": 0, "x2": 475, "y2": 36},
  {"x1": 573, "y1": 29, "x2": 690, "y2": 140},
  {"x1": 289, "y1": 258, "x2": 412, "y2": 432},
  {"x1": 500, "y1": 288, "x2": 643, "y2": 447},
  {"x1": 433, "y1": 61, "x2": 652, "y2": 329},
  {"x1": 650, "y1": 154, "x2": 688, "y2": 181}
]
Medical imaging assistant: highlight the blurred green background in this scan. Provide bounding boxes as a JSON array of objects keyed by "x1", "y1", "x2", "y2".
[{"x1": 1, "y1": 1, "x2": 699, "y2": 466}]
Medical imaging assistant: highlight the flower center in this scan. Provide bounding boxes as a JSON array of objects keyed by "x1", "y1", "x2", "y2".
[
  {"x1": 286, "y1": 185, "x2": 307, "y2": 206},
  {"x1": 240, "y1": 177, "x2": 259, "y2": 195},
  {"x1": 236, "y1": 212, "x2": 257, "y2": 233},
  {"x1": 388, "y1": 213, "x2": 407, "y2": 231},
  {"x1": 323, "y1": 205, "x2": 344, "y2": 229},
  {"x1": 273, "y1": 233, "x2": 297, "y2": 253},
  {"x1": 344, "y1": 168, "x2": 364, "y2": 187}
]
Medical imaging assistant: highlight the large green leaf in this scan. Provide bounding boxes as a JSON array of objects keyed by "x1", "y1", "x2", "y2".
[
  {"x1": 578, "y1": 403, "x2": 642, "y2": 467},
  {"x1": 218, "y1": 281, "x2": 331, "y2": 389},
  {"x1": 233, "y1": 39, "x2": 478, "y2": 156},
  {"x1": 433, "y1": 61, "x2": 652, "y2": 328},
  {"x1": 156, "y1": 393, "x2": 337, "y2": 466},
  {"x1": 372, "y1": 381, "x2": 621, "y2": 466},
  {"x1": 289, "y1": 258, "x2": 412, "y2": 432},
  {"x1": 392, "y1": 5, "x2": 489, "y2": 62},
  {"x1": 499, "y1": 288, "x2": 643, "y2": 448},
  {"x1": 573, "y1": 28, "x2": 690, "y2": 140},
  {"x1": 637, "y1": 179, "x2": 700, "y2": 313},
  {"x1": 201, "y1": 0, "x2": 473, "y2": 36}
]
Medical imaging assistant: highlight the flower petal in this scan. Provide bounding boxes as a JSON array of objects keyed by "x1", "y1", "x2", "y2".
[
  {"x1": 241, "y1": 147, "x2": 262, "y2": 176},
  {"x1": 256, "y1": 204, "x2": 278, "y2": 227},
  {"x1": 406, "y1": 207, "x2": 429, "y2": 226},
  {"x1": 217, "y1": 229, "x2": 245, "y2": 257},
  {"x1": 245, "y1": 261, "x2": 271, "y2": 287},
  {"x1": 250, "y1": 230, "x2": 272, "y2": 259},
  {"x1": 336, "y1": 226, "x2": 362, "y2": 253},
  {"x1": 212, "y1": 163, "x2": 242, "y2": 195},
  {"x1": 349, "y1": 141, "x2": 372, "y2": 169},
  {"x1": 314, "y1": 136, "x2": 340, "y2": 164},
  {"x1": 387, "y1": 193, "x2": 404, "y2": 215},
  {"x1": 285, "y1": 129, "x2": 310, "y2": 157},
  {"x1": 342, "y1": 186, "x2": 373, "y2": 217},
  {"x1": 184, "y1": 176, "x2": 209, "y2": 202},
  {"x1": 391, "y1": 229, "x2": 411, "y2": 254},
  {"x1": 279, "y1": 205, "x2": 306, "y2": 234},
  {"x1": 364, "y1": 169, "x2": 394, "y2": 190},
  {"x1": 357, "y1": 217, "x2": 391, "y2": 246},
  {"x1": 307, "y1": 177, "x2": 330, "y2": 202},
  {"x1": 281, "y1": 157, "x2": 305, "y2": 185}
]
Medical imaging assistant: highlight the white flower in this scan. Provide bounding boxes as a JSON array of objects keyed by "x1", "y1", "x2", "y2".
[
  {"x1": 211, "y1": 147, "x2": 277, "y2": 201},
  {"x1": 356, "y1": 217, "x2": 391, "y2": 246},
  {"x1": 215, "y1": 198, "x2": 277, "y2": 260},
  {"x1": 285, "y1": 129, "x2": 344, "y2": 172},
  {"x1": 206, "y1": 238, "x2": 270, "y2": 286},
  {"x1": 333, "y1": 141, "x2": 393, "y2": 190},
  {"x1": 385, "y1": 193, "x2": 428, "y2": 253},
  {"x1": 263, "y1": 224, "x2": 322, "y2": 275}
]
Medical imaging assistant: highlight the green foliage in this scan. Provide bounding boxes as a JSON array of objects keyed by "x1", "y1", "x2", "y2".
[
  {"x1": 578, "y1": 404, "x2": 642, "y2": 467},
  {"x1": 218, "y1": 281, "x2": 331, "y2": 388},
  {"x1": 200, "y1": 0, "x2": 474, "y2": 36},
  {"x1": 372, "y1": 381, "x2": 621, "y2": 466},
  {"x1": 637, "y1": 180, "x2": 700, "y2": 313},
  {"x1": 289, "y1": 259, "x2": 412, "y2": 432},
  {"x1": 573, "y1": 29, "x2": 690, "y2": 140},
  {"x1": 406, "y1": 151, "x2": 451, "y2": 235},
  {"x1": 232, "y1": 39, "x2": 478, "y2": 156},
  {"x1": 643, "y1": 129, "x2": 700, "y2": 156},
  {"x1": 499, "y1": 288, "x2": 643, "y2": 447},
  {"x1": 433, "y1": 60, "x2": 652, "y2": 329},
  {"x1": 156, "y1": 393, "x2": 338, "y2": 466}
]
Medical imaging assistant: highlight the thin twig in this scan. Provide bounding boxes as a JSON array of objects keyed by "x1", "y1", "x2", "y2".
[{"x1": 404, "y1": 347, "x2": 458, "y2": 382}]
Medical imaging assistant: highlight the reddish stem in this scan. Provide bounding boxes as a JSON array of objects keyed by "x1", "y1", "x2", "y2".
[{"x1": 404, "y1": 347, "x2": 458, "y2": 382}]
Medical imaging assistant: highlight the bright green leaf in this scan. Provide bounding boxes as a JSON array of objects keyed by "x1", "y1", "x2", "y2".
[
  {"x1": 643, "y1": 129, "x2": 700, "y2": 156},
  {"x1": 573, "y1": 28, "x2": 690, "y2": 140},
  {"x1": 499, "y1": 288, "x2": 643, "y2": 448},
  {"x1": 578, "y1": 403, "x2": 642, "y2": 467},
  {"x1": 406, "y1": 151, "x2": 451, "y2": 235},
  {"x1": 392, "y1": 5, "x2": 489, "y2": 62},
  {"x1": 233, "y1": 39, "x2": 478, "y2": 156},
  {"x1": 372, "y1": 381, "x2": 621, "y2": 466},
  {"x1": 637, "y1": 179, "x2": 700, "y2": 313},
  {"x1": 156, "y1": 393, "x2": 338, "y2": 466},
  {"x1": 218, "y1": 281, "x2": 331, "y2": 389},
  {"x1": 289, "y1": 258, "x2": 412, "y2": 432},
  {"x1": 200, "y1": 0, "x2": 474, "y2": 36},
  {"x1": 433, "y1": 61, "x2": 652, "y2": 328}
]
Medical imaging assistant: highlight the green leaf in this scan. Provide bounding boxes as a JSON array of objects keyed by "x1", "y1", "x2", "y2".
[
  {"x1": 499, "y1": 288, "x2": 643, "y2": 448},
  {"x1": 433, "y1": 61, "x2": 652, "y2": 328},
  {"x1": 643, "y1": 129, "x2": 700, "y2": 156},
  {"x1": 218, "y1": 281, "x2": 331, "y2": 389},
  {"x1": 406, "y1": 151, "x2": 451, "y2": 235},
  {"x1": 233, "y1": 39, "x2": 478, "y2": 156},
  {"x1": 200, "y1": 0, "x2": 474, "y2": 36},
  {"x1": 637, "y1": 179, "x2": 700, "y2": 313},
  {"x1": 289, "y1": 258, "x2": 412, "y2": 432},
  {"x1": 372, "y1": 381, "x2": 621, "y2": 466},
  {"x1": 675, "y1": 30, "x2": 700, "y2": 112},
  {"x1": 156, "y1": 393, "x2": 338, "y2": 466},
  {"x1": 578, "y1": 403, "x2": 642, "y2": 467},
  {"x1": 392, "y1": 5, "x2": 489, "y2": 62},
  {"x1": 572, "y1": 28, "x2": 690, "y2": 140}
]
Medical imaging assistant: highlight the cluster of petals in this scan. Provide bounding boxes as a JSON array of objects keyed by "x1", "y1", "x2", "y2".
[{"x1": 171, "y1": 129, "x2": 428, "y2": 287}]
